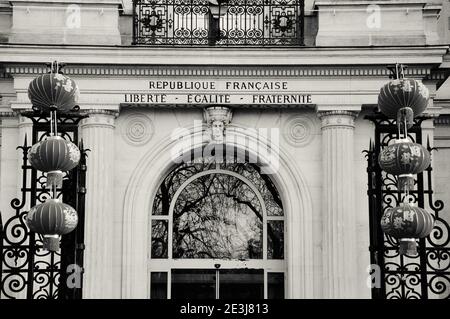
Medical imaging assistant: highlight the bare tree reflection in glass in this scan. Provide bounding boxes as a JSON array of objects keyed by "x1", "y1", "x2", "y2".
[
  {"x1": 151, "y1": 159, "x2": 284, "y2": 260},
  {"x1": 173, "y1": 173, "x2": 263, "y2": 259}
]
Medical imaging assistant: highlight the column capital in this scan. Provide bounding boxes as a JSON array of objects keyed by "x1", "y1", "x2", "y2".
[
  {"x1": 317, "y1": 110, "x2": 359, "y2": 130},
  {"x1": 80, "y1": 109, "x2": 118, "y2": 129},
  {"x1": 83, "y1": 109, "x2": 120, "y2": 117},
  {"x1": 18, "y1": 114, "x2": 33, "y2": 129}
]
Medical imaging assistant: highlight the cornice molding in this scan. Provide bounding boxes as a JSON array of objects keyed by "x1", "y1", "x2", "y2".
[
  {"x1": 0, "y1": 68, "x2": 12, "y2": 78},
  {"x1": 0, "y1": 44, "x2": 447, "y2": 66},
  {"x1": 434, "y1": 115, "x2": 450, "y2": 126},
  {"x1": 0, "y1": 111, "x2": 17, "y2": 118},
  {"x1": 2, "y1": 64, "x2": 439, "y2": 78}
]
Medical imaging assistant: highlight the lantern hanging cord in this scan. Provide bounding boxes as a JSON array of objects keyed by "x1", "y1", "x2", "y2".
[
  {"x1": 404, "y1": 116, "x2": 408, "y2": 140},
  {"x1": 50, "y1": 110, "x2": 58, "y2": 136},
  {"x1": 50, "y1": 110, "x2": 54, "y2": 136},
  {"x1": 53, "y1": 111, "x2": 58, "y2": 136},
  {"x1": 404, "y1": 187, "x2": 410, "y2": 204}
]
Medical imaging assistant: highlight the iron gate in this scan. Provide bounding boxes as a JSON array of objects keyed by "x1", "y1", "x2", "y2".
[
  {"x1": 365, "y1": 113, "x2": 450, "y2": 299},
  {"x1": 0, "y1": 111, "x2": 87, "y2": 299}
]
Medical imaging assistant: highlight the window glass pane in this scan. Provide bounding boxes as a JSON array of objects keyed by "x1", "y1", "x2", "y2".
[
  {"x1": 268, "y1": 220, "x2": 284, "y2": 259},
  {"x1": 173, "y1": 173, "x2": 263, "y2": 259},
  {"x1": 268, "y1": 272, "x2": 284, "y2": 299},
  {"x1": 219, "y1": 269, "x2": 264, "y2": 299},
  {"x1": 151, "y1": 220, "x2": 168, "y2": 258},
  {"x1": 221, "y1": 162, "x2": 284, "y2": 216},
  {"x1": 153, "y1": 161, "x2": 283, "y2": 217},
  {"x1": 171, "y1": 269, "x2": 216, "y2": 299},
  {"x1": 150, "y1": 272, "x2": 167, "y2": 299},
  {"x1": 152, "y1": 162, "x2": 215, "y2": 215}
]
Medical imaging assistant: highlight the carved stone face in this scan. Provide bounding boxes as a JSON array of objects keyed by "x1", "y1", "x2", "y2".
[{"x1": 211, "y1": 120, "x2": 224, "y2": 142}]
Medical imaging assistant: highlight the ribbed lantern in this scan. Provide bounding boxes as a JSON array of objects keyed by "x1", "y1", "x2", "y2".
[
  {"x1": 28, "y1": 136, "x2": 81, "y2": 187},
  {"x1": 378, "y1": 78, "x2": 429, "y2": 120},
  {"x1": 26, "y1": 198, "x2": 78, "y2": 252},
  {"x1": 28, "y1": 73, "x2": 80, "y2": 112},
  {"x1": 381, "y1": 203, "x2": 434, "y2": 255},
  {"x1": 378, "y1": 139, "x2": 431, "y2": 190}
]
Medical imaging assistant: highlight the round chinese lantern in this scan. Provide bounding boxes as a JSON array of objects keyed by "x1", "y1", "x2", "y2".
[
  {"x1": 28, "y1": 73, "x2": 80, "y2": 112},
  {"x1": 378, "y1": 139, "x2": 430, "y2": 190},
  {"x1": 381, "y1": 203, "x2": 434, "y2": 255},
  {"x1": 28, "y1": 136, "x2": 81, "y2": 187},
  {"x1": 26, "y1": 198, "x2": 78, "y2": 252},
  {"x1": 378, "y1": 78, "x2": 429, "y2": 119}
]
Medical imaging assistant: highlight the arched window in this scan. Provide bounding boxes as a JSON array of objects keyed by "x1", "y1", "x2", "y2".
[{"x1": 149, "y1": 158, "x2": 285, "y2": 299}]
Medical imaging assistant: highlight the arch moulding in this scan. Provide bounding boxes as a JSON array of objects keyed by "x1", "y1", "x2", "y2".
[{"x1": 121, "y1": 125, "x2": 315, "y2": 298}]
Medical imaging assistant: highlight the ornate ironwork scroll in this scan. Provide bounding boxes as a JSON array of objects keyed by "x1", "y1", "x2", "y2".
[
  {"x1": 365, "y1": 113, "x2": 449, "y2": 299},
  {"x1": 133, "y1": 0, "x2": 304, "y2": 46},
  {"x1": 0, "y1": 111, "x2": 87, "y2": 299}
]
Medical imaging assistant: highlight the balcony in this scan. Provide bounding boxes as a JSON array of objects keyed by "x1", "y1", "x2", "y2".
[{"x1": 132, "y1": 0, "x2": 304, "y2": 46}]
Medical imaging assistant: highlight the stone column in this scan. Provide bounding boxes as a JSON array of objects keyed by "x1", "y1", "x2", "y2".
[
  {"x1": 0, "y1": 112, "x2": 19, "y2": 222},
  {"x1": 318, "y1": 110, "x2": 358, "y2": 298},
  {"x1": 0, "y1": 112, "x2": 25, "y2": 299},
  {"x1": 80, "y1": 110, "x2": 117, "y2": 298}
]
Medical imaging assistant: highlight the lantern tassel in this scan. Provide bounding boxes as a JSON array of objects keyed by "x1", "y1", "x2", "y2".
[
  {"x1": 43, "y1": 235, "x2": 60, "y2": 252},
  {"x1": 397, "y1": 107, "x2": 414, "y2": 134},
  {"x1": 399, "y1": 238, "x2": 418, "y2": 256},
  {"x1": 47, "y1": 170, "x2": 64, "y2": 188},
  {"x1": 398, "y1": 174, "x2": 414, "y2": 192}
]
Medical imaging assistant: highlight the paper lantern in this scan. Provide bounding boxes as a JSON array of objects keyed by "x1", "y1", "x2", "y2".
[
  {"x1": 28, "y1": 136, "x2": 81, "y2": 187},
  {"x1": 28, "y1": 73, "x2": 80, "y2": 112},
  {"x1": 378, "y1": 139, "x2": 430, "y2": 190},
  {"x1": 26, "y1": 198, "x2": 78, "y2": 251},
  {"x1": 381, "y1": 203, "x2": 434, "y2": 255},
  {"x1": 378, "y1": 78, "x2": 429, "y2": 119}
]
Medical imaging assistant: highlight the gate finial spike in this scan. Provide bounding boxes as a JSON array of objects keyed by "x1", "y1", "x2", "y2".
[{"x1": 24, "y1": 134, "x2": 27, "y2": 147}]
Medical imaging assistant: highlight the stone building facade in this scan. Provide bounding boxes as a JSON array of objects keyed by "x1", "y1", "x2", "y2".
[{"x1": 0, "y1": 0, "x2": 449, "y2": 299}]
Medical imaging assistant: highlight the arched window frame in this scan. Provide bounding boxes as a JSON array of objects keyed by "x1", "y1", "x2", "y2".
[{"x1": 149, "y1": 160, "x2": 286, "y2": 299}]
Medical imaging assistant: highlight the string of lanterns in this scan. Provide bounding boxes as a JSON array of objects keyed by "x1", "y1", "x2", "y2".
[
  {"x1": 25, "y1": 61, "x2": 82, "y2": 252},
  {"x1": 377, "y1": 64, "x2": 435, "y2": 256}
]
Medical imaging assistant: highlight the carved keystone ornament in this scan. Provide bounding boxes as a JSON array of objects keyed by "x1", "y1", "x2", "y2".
[{"x1": 203, "y1": 106, "x2": 233, "y2": 143}]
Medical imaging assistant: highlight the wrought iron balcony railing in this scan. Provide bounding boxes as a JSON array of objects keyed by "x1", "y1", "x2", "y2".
[{"x1": 133, "y1": 0, "x2": 304, "y2": 46}]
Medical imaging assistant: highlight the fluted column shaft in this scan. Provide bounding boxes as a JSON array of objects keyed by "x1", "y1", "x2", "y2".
[
  {"x1": 0, "y1": 112, "x2": 18, "y2": 221},
  {"x1": 80, "y1": 110, "x2": 117, "y2": 298},
  {"x1": 319, "y1": 110, "x2": 358, "y2": 298}
]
